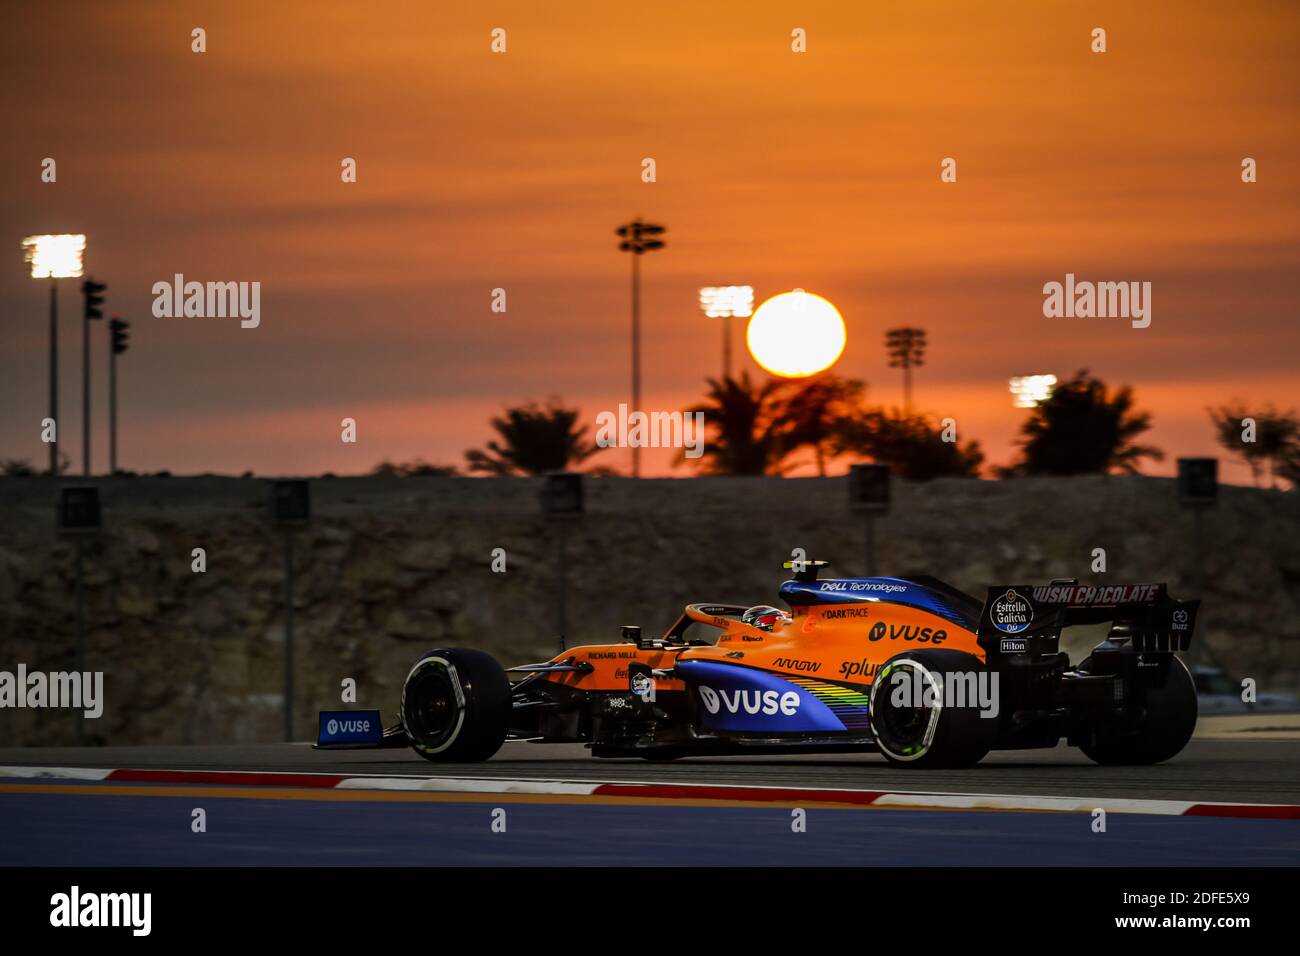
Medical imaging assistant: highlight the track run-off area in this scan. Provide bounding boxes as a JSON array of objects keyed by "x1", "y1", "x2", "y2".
[{"x1": 2, "y1": 719, "x2": 1299, "y2": 866}]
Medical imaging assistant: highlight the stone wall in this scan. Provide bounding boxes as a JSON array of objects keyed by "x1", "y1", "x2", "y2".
[{"x1": 2, "y1": 474, "x2": 1298, "y2": 745}]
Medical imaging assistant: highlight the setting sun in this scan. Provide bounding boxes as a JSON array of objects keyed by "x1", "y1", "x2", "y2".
[{"x1": 746, "y1": 289, "x2": 847, "y2": 378}]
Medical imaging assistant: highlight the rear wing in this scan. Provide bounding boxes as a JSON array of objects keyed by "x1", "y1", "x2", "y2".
[{"x1": 977, "y1": 582, "x2": 1199, "y2": 654}]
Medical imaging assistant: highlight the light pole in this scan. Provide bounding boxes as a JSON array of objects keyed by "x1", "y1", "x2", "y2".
[
  {"x1": 542, "y1": 472, "x2": 584, "y2": 652},
  {"x1": 81, "y1": 278, "x2": 107, "y2": 476},
  {"x1": 698, "y1": 285, "x2": 754, "y2": 381},
  {"x1": 109, "y1": 319, "x2": 130, "y2": 474},
  {"x1": 58, "y1": 485, "x2": 101, "y2": 743},
  {"x1": 22, "y1": 234, "x2": 86, "y2": 476},
  {"x1": 848, "y1": 463, "x2": 891, "y2": 576},
  {"x1": 270, "y1": 480, "x2": 310, "y2": 741},
  {"x1": 1177, "y1": 458, "x2": 1217, "y2": 670},
  {"x1": 616, "y1": 218, "x2": 666, "y2": 477},
  {"x1": 885, "y1": 327, "x2": 927, "y2": 413}
]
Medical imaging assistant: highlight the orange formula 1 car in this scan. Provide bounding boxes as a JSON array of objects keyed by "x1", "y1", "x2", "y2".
[{"x1": 316, "y1": 561, "x2": 1201, "y2": 768}]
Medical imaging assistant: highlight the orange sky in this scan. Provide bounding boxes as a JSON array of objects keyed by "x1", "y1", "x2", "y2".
[{"x1": 3, "y1": 1, "x2": 1298, "y2": 482}]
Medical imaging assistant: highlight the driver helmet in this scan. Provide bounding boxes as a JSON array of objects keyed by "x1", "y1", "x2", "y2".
[{"x1": 742, "y1": 605, "x2": 791, "y2": 631}]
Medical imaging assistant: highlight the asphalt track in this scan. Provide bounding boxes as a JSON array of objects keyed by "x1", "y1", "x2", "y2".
[
  {"x1": 4, "y1": 783, "x2": 1298, "y2": 866},
  {"x1": 3, "y1": 737, "x2": 1299, "y2": 865},
  {"x1": 3, "y1": 736, "x2": 1299, "y2": 804}
]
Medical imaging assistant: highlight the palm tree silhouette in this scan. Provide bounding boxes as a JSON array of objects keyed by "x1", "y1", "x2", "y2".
[
  {"x1": 1208, "y1": 403, "x2": 1300, "y2": 488},
  {"x1": 837, "y1": 409, "x2": 984, "y2": 480},
  {"x1": 1004, "y1": 370, "x2": 1162, "y2": 475},
  {"x1": 683, "y1": 373, "x2": 792, "y2": 475},
  {"x1": 772, "y1": 373, "x2": 866, "y2": 476},
  {"x1": 465, "y1": 399, "x2": 599, "y2": 475}
]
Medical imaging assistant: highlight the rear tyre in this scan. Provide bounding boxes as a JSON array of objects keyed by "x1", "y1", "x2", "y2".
[
  {"x1": 1079, "y1": 655, "x2": 1197, "y2": 766},
  {"x1": 868, "y1": 649, "x2": 999, "y2": 769},
  {"x1": 401, "y1": 648, "x2": 510, "y2": 762}
]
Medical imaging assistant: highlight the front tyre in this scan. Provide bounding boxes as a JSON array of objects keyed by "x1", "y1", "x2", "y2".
[
  {"x1": 1079, "y1": 655, "x2": 1197, "y2": 766},
  {"x1": 868, "y1": 649, "x2": 999, "y2": 769},
  {"x1": 401, "y1": 648, "x2": 510, "y2": 762}
]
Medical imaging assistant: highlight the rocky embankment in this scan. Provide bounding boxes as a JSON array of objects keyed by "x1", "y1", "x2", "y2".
[{"x1": 1, "y1": 474, "x2": 1297, "y2": 745}]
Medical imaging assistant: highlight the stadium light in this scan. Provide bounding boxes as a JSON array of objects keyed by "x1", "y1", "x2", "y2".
[
  {"x1": 885, "y1": 327, "x2": 927, "y2": 413},
  {"x1": 699, "y1": 285, "x2": 754, "y2": 380},
  {"x1": 1009, "y1": 374, "x2": 1057, "y2": 408},
  {"x1": 81, "y1": 279, "x2": 108, "y2": 476},
  {"x1": 23, "y1": 234, "x2": 87, "y2": 476},
  {"x1": 616, "y1": 218, "x2": 667, "y2": 478},
  {"x1": 109, "y1": 319, "x2": 130, "y2": 474},
  {"x1": 23, "y1": 234, "x2": 85, "y2": 280}
]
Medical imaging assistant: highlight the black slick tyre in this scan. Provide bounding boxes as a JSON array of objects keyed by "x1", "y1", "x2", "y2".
[
  {"x1": 400, "y1": 648, "x2": 510, "y2": 762},
  {"x1": 868, "y1": 649, "x2": 999, "y2": 768}
]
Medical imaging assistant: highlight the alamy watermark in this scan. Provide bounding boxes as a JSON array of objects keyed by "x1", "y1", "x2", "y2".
[
  {"x1": 0, "y1": 665, "x2": 102, "y2": 718},
  {"x1": 886, "y1": 667, "x2": 1000, "y2": 719},
  {"x1": 1043, "y1": 273, "x2": 1151, "y2": 329},
  {"x1": 151, "y1": 273, "x2": 261, "y2": 328},
  {"x1": 50, "y1": 886, "x2": 150, "y2": 936},
  {"x1": 595, "y1": 404, "x2": 705, "y2": 458}
]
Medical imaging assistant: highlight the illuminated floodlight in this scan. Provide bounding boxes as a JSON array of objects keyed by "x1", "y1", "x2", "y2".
[
  {"x1": 22, "y1": 234, "x2": 86, "y2": 279},
  {"x1": 1009, "y1": 374, "x2": 1057, "y2": 408},
  {"x1": 699, "y1": 285, "x2": 754, "y2": 318}
]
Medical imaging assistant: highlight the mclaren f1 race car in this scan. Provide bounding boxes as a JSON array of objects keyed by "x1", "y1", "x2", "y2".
[{"x1": 316, "y1": 561, "x2": 1201, "y2": 768}]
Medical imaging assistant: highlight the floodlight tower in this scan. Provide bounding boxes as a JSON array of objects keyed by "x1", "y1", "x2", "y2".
[
  {"x1": 885, "y1": 327, "x2": 927, "y2": 413},
  {"x1": 22, "y1": 234, "x2": 86, "y2": 475},
  {"x1": 616, "y1": 218, "x2": 666, "y2": 477},
  {"x1": 699, "y1": 285, "x2": 754, "y2": 380}
]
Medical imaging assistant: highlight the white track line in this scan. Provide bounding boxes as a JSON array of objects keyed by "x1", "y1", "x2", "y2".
[
  {"x1": 2, "y1": 764, "x2": 1296, "y2": 817},
  {"x1": 333, "y1": 776, "x2": 600, "y2": 795},
  {"x1": 0, "y1": 765, "x2": 114, "y2": 782}
]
